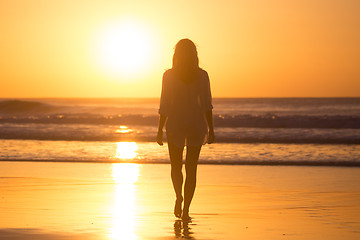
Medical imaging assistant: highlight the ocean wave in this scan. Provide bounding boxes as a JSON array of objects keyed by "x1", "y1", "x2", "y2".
[
  {"x1": 0, "y1": 100, "x2": 55, "y2": 114},
  {"x1": 0, "y1": 113, "x2": 360, "y2": 129},
  {"x1": 214, "y1": 114, "x2": 360, "y2": 128},
  {"x1": 1, "y1": 99, "x2": 360, "y2": 129},
  {"x1": 1, "y1": 140, "x2": 359, "y2": 167},
  {"x1": 0, "y1": 124, "x2": 359, "y2": 144}
]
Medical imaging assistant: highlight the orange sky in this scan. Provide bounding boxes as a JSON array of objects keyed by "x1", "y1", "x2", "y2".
[{"x1": 1, "y1": 0, "x2": 359, "y2": 98}]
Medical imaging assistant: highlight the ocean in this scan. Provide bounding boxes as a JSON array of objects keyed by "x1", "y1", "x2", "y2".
[{"x1": 0, "y1": 98, "x2": 359, "y2": 166}]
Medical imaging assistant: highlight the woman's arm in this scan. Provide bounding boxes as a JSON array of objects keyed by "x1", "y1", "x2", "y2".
[
  {"x1": 203, "y1": 71, "x2": 214, "y2": 144},
  {"x1": 157, "y1": 114, "x2": 167, "y2": 145},
  {"x1": 206, "y1": 110, "x2": 215, "y2": 144},
  {"x1": 157, "y1": 71, "x2": 170, "y2": 146}
]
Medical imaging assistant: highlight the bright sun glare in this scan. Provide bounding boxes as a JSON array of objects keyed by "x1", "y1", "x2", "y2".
[
  {"x1": 110, "y1": 163, "x2": 139, "y2": 239},
  {"x1": 94, "y1": 20, "x2": 153, "y2": 78},
  {"x1": 115, "y1": 142, "x2": 138, "y2": 160}
]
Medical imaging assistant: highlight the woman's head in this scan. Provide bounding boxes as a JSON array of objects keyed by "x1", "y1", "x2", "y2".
[{"x1": 172, "y1": 39, "x2": 199, "y2": 71}]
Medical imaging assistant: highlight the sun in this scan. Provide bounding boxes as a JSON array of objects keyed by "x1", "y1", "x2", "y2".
[{"x1": 94, "y1": 20, "x2": 153, "y2": 79}]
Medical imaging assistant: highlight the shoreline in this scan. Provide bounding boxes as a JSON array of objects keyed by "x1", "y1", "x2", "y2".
[{"x1": 1, "y1": 159, "x2": 360, "y2": 167}]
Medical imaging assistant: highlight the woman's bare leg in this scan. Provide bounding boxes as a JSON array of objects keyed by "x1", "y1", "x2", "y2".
[
  {"x1": 168, "y1": 142, "x2": 184, "y2": 218},
  {"x1": 182, "y1": 145, "x2": 201, "y2": 220}
]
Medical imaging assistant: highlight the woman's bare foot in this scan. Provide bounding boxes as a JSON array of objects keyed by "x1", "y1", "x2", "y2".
[
  {"x1": 181, "y1": 208, "x2": 191, "y2": 222},
  {"x1": 174, "y1": 197, "x2": 183, "y2": 218},
  {"x1": 181, "y1": 212, "x2": 191, "y2": 222}
]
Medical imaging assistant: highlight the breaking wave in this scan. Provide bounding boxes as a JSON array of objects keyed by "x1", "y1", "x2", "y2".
[{"x1": 1, "y1": 100, "x2": 359, "y2": 129}]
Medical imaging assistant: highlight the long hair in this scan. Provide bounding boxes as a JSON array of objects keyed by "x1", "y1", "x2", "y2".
[{"x1": 172, "y1": 39, "x2": 199, "y2": 83}]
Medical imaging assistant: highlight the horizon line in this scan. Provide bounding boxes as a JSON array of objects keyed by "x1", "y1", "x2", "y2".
[{"x1": 1, "y1": 96, "x2": 360, "y2": 99}]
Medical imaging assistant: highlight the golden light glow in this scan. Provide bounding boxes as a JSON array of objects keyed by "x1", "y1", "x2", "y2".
[
  {"x1": 114, "y1": 142, "x2": 138, "y2": 160},
  {"x1": 2, "y1": 1, "x2": 360, "y2": 97},
  {"x1": 94, "y1": 20, "x2": 153, "y2": 79},
  {"x1": 111, "y1": 163, "x2": 140, "y2": 184},
  {"x1": 109, "y1": 163, "x2": 140, "y2": 240},
  {"x1": 115, "y1": 125, "x2": 133, "y2": 134}
]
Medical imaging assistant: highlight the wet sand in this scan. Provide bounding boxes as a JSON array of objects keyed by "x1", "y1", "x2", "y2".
[{"x1": 0, "y1": 161, "x2": 360, "y2": 239}]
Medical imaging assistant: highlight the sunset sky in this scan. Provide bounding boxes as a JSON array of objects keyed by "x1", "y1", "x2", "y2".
[{"x1": 1, "y1": 0, "x2": 359, "y2": 98}]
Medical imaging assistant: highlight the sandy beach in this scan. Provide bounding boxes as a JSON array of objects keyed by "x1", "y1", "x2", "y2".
[{"x1": 0, "y1": 161, "x2": 360, "y2": 240}]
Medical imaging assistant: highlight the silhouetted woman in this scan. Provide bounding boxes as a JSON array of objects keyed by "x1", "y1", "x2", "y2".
[{"x1": 157, "y1": 39, "x2": 214, "y2": 221}]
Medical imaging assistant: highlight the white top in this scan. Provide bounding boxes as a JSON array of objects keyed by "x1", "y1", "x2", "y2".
[{"x1": 159, "y1": 68, "x2": 213, "y2": 147}]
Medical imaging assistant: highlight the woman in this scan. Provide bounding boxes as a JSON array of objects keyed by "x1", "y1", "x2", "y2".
[{"x1": 157, "y1": 39, "x2": 215, "y2": 221}]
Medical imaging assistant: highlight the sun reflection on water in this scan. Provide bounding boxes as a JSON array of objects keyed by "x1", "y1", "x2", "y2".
[
  {"x1": 112, "y1": 163, "x2": 139, "y2": 184},
  {"x1": 115, "y1": 125, "x2": 133, "y2": 134},
  {"x1": 108, "y1": 163, "x2": 140, "y2": 240},
  {"x1": 114, "y1": 142, "x2": 138, "y2": 160}
]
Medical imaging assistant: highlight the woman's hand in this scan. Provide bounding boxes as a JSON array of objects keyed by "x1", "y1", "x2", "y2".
[
  {"x1": 157, "y1": 130, "x2": 164, "y2": 146},
  {"x1": 157, "y1": 115, "x2": 167, "y2": 146},
  {"x1": 205, "y1": 110, "x2": 214, "y2": 144},
  {"x1": 208, "y1": 130, "x2": 215, "y2": 144}
]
